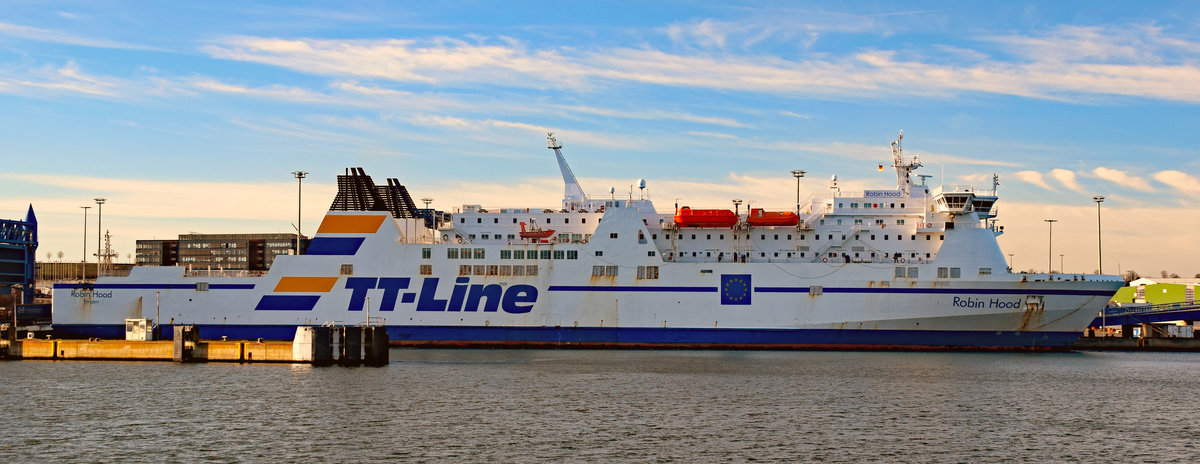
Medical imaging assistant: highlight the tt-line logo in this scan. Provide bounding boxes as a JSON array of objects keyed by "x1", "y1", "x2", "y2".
[{"x1": 343, "y1": 277, "x2": 537, "y2": 314}]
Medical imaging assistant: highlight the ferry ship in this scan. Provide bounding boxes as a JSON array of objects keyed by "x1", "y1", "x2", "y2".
[{"x1": 52, "y1": 132, "x2": 1123, "y2": 350}]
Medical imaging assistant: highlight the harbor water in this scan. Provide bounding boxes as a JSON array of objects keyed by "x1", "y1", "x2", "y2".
[{"x1": 2, "y1": 350, "x2": 1197, "y2": 462}]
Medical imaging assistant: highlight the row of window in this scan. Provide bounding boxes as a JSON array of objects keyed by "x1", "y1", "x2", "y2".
[
  {"x1": 841, "y1": 202, "x2": 907, "y2": 209},
  {"x1": 462, "y1": 216, "x2": 592, "y2": 224},
  {"x1": 891, "y1": 266, "x2": 993, "y2": 279},
  {"x1": 657, "y1": 232, "x2": 942, "y2": 242},
  {"x1": 456, "y1": 264, "x2": 540, "y2": 277}
]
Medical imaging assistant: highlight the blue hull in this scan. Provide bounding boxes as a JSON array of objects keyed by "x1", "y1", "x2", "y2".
[{"x1": 52, "y1": 324, "x2": 1083, "y2": 351}]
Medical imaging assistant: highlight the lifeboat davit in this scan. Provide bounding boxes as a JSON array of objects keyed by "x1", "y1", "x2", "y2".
[
  {"x1": 746, "y1": 208, "x2": 799, "y2": 226},
  {"x1": 519, "y1": 221, "x2": 556, "y2": 239},
  {"x1": 673, "y1": 206, "x2": 738, "y2": 228}
]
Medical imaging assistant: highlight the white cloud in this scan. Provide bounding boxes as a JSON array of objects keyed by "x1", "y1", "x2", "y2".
[
  {"x1": 1153, "y1": 170, "x2": 1200, "y2": 196},
  {"x1": 1092, "y1": 166, "x2": 1155, "y2": 192},
  {"x1": 200, "y1": 25, "x2": 1200, "y2": 104},
  {"x1": 687, "y1": 131, "x2": 738, "y2": 140},
  {"x1": 1014, "y1": 170, "x2": 1055, "y2": 191},
  {"x1": 1049, "y1": 168, "x2": 1084, "y2": 193},
  {"x1": 0, "y1": 22, "x2": 159, "y2": 50}
]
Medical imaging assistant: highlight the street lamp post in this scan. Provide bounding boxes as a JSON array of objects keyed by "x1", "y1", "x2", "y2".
[
  {"x1": 1094, "y1": 195, "x2": 1105, "y2": 274},
  {"x1": 1044, "y1": 219, "x2": 1057, "y2": 273},
  {"x1": 291, "y1": 171, "x2": 308, "y2": 255},
  {"x1": 80, "y1": 206, "x2": 90, "y2": 280},
  {"x1": 1008, "y1": 253, "x2": 1014, "y2": 271},
  {"x1": 1060, "y1": 254, "x2": 1065, "y2": 274},
  {"x1": 95, "y1": 198, "x2": 106, "y2": 275},
  {"x1": 790, "y1": 170, "x2": 806, "y2": 216}
]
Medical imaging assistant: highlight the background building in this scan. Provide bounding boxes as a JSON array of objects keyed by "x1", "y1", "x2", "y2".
[{"x1": 136, "y1": 233, "x2": 308, "y2": 271}]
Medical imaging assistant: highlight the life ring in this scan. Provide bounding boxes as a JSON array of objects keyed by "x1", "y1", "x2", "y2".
[
  {"x1": 925, "y1": 223, "x2": 932, "y2": 228},
  {"x1": 456, "y1": 237, "x2": 463, "y2": 244},
  {"x1": 442, "y1": 234, "x2": 449, "y2": 242},
  {"x1": 899, "y1": 258, "x2": 906, "y2": 263},
  {"x1": 821, "y1": 257, "x2": 828, "y2": 263}
]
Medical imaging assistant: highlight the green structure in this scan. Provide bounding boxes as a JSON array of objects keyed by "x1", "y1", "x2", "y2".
[{"x1": 1111, "y1": 278, "x2": 1198, "y2": 305}]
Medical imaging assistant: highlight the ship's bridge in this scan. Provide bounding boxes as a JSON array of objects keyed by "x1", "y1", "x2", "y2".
[{"x1": 931, "y1": 185, "x2": 997, "y2": 218}]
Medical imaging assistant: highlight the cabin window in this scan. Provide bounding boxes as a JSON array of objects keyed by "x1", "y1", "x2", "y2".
[
  {"x1": 854, "y1": 219, "x2": 862, "y2": 225},
  {"x1": 513, "y1": 250, "x2": 525, "y2": 259},
  {"x1": 499, "y1": 265, "x2": 511, "y2": 276},
  {"x1": 926, "y1": 235, "x2": 931, "y2": 241},
  {"x1": 422, "y1": 248, "x2": 431, "y2": 259},
  {"x1": 652, "y1": 234, "x2": 658, "y2": 240},
  {"x1": 460, "y1": 218, "x2": 465, "y2": 223},
  {"x1": 493, "y1": 218, "x2": 498, "y2": 224},
  {"x1": 553, "y1": 250, "x2": 565, "y2": 260},
  {"x1": 581, "y1": 218, "x2": 587, "y2": 224},
  {"x1": 567, "y1": 250, "x2": 578, "y2": 259},
  {"x1": 512, "y1": 265, "x2": 525, "y2": 276},
  {"x1": 720, "y1": 234, "x2": 725, "y2": 240},
  {"x1": 979, "y1": 268, "x2": 992, "y2": 276},
  {"x1": 468, "y1": 234, "x2": 476, "y2": 240},
  {"x1": 447, "y1": 248, "x2": 459, "y2": 259},
  {"x1": 593, "y1": 266, "x2": 604, "y2": 277},
  {"x1": 895, "y1": 267, "x2": 906, "y2": 278},
  {"x1": 851, "y1": 203, "x2": 858, "y2": 208},
  {"x1": 558, "y1": 233, "x2": 569, "y2": 242},
  {"x1": 605, "y1": 266, "x2": 619, "y2": 276},
  {"x1": 564, "y1": 218, "x2": 570, "y2": 224},
  {"x1": 706, "y1": 234, "x2": 711, "y2": 240},
  {"x1": 419, "y1": 264, "x2": 432, "y2": 275},
  {"x1": 196, "y1": 282, "x2": 209, "y2": 291},
  {"x1": 458, "y1": 265, "x2": 471, "y2": 276},
  {"x1": 837, "y1": 219, "x2": 843, "y2": 225},
  {"x1": 476, "y1": 218, "x2": 481, "y2": 224},
  {"x1": 647, "y1": 251, "x2": 656, "y2": 257},
  {"x1": 540, "y1": 250, "x2": 551, "y2": 259},
  {"x1": 481, "y1": 234, "x2": 490, "y2": 240},
  {"x1": 500, "y1": 250, "x2": 511, "y2": 259},
  {"x1": 897, "y1": 219, "x2": 905, "y2": 225},
  {"x1": 938, "y1": 267, "x2": 949, "y2": 278},
  {"x1": 692, "y1": 234, "x2": 697, "y2": 240},
  {"x1": 339, "y1": 264, "x2": 353, "y2": 276},
  {"x1": 637, "y1": 265, "x2": 660, "y2": 280},
  {"x1": 487, "y1": 265, "x2": 498, "y2": 276},
  {"x1": 611, "y1": 233, "x2": 619, "y2": 239},
  {"x1": 827, "y1": 235, "x2": 833, "y2": 240},
  {"x1": 526, "y1": 265, "x2": 538, "y2": 276},
  {"x1": 907, "y1": 267, "x2": 918, "y2": 278},
  {"x1": 774, "y1": 234, "x2": 779, "y2": 240},
  {"x1": 760, "y1": 235, "x2": 766, "y2": 240},
  {"x1": 513, "y1": 218, "x2": 518, "y2": 223},
  {"x1": 809, "y1": 286, "x2": 823, "y2": 296},
  {"x1": 546, "y1": 218, "x2": 552, "y2": 224},
  {"x1": 595, "y1": 251, "x2": 603, "y2": 256},
  {"x1": 950, "y1": 268, "x2": 961, "y2": 278},
  {"x1": 939, "y1": 235, "x2": 945, "y2": 240},
  {"x1": 571, "y1": 233, "x2": 582, "y2": 242},
  {"x1": 474, "y1": 248, "x2": 485, "y2": 259},
  {"x1": 474, "y1": 265, "x2": 485, "y2": 275},
  {"x1": 800, "y1": 235, "x2": 806, "y2": 240},
  {"x1": 911, "y1": 235, "x2": 916, "y2": 240}
]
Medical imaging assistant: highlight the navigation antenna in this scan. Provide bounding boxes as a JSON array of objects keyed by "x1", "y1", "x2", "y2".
[
  {"x1": 547, "y1": 132, "x2": 587, "y2": 209},
  {"x1": 890, "y1": 130, "x2": 923, "y2": 196}
]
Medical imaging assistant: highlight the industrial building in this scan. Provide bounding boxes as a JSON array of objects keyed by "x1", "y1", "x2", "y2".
[{"x1": 136, "y1": 233, "x2": 308, "y2": 271}]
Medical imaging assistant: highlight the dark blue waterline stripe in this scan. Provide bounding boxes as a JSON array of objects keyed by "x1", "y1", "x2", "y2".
[
  {"x1": 548, "y1": 286, "x2": 718, "y2": 293},
  {"x1": 50, "y1": 324, "x2": 1084, "y2": 348},
  {"x1": 306, "y1": 236, "x2": 365, "y2": 255},
  {"x1": 755, "y1": 287, "x2": 1114, "y2": 296},
  {"x1": 254, "y1": 295, "x2": 320, "y2": 311},
  {"x1": 53, "y1": 283, "x2": 256, "y2": 290}
]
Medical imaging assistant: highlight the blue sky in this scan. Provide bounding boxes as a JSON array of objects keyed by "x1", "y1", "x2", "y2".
[{"x1": 1, "y1": 1, "x2": 1198, "y2": 276}]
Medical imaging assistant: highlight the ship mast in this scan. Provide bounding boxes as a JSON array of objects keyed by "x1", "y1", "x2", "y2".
[{"x1": 890, "y1": 130, "x2": 923, "y2": 196}]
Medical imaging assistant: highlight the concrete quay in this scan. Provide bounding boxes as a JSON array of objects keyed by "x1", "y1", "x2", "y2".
[
  {"x1": 1073, "y1": 336, "x2": 1200, "y2": 352},
  {"x1": 1, "y1": 326, "x2": 389, "y2": 365}
]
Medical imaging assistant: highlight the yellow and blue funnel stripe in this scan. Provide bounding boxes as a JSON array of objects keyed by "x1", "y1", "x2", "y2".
[
  {"x1": 306, "y1": 214, "x2": 386, "y2": 256},
  {"x1": 255, "y1": 276, "x2": 340, "y2": 311}
]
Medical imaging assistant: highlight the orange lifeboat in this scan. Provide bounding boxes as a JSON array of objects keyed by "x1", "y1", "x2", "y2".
[
  {"x1": 673, "y1": 207, "x2": 738, "y2": 228},
  {"x1": 746, "y1": 208, "x2": 799, "y2": 226},
  {"x1": 519, "y1": 221, "x2": 556, "y2": 239}
]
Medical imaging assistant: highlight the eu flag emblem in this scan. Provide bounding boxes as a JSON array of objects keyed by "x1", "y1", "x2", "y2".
[{"x1": 720, "y1": 274, "x2": 752, "y2": 305}]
